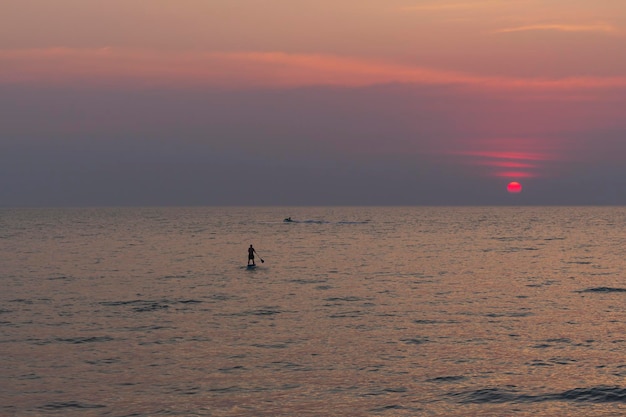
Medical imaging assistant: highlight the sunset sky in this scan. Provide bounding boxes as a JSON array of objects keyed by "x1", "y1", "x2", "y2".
[{"x1": 2, "y1": 0, "x2": 625, "y2": 205}]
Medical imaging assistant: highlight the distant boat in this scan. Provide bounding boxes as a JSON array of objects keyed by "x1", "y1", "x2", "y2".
[{"x1": 284, "y1": 217, "x2": 294, "y2": 222}]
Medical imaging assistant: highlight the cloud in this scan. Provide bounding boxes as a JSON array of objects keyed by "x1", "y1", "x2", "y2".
[
  {"x1": 2, "y1": 47, "x2": 626, "y2": 93},
  {"x1": 494, "y1": 23, "x2": 620, "y2": 35},
  {"x1": 462, "y1": 150, "x2": 552, "y2": 161},
  {"x1": 460, "y1": 152, "x2": 545, "y2": 178},
  {"x1": 451, "y1": 138, "x2": 565, "y2": 179},
  {"x1": 401, "y1": 1, "x2": 496, "y2": 12}
]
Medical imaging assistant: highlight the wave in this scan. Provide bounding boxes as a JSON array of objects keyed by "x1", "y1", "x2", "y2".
[
  {"x1": 284, "y1": 219, "x2": 370, "y2": 224},
  {"x1": 99, "y1": 298, "x2": 203, "y2": 312},
  {"x1": 39, "y1": 401, "x2": 106, "y2": 411},
  {"x1": 578, "y1": 287, "x2": 626, "y2": 293},
  {"x1": 449, "y1": 385, "x2": 626, "y2": 404},
  {"x1": 29, "y1": 336, "x2": 114, "y2": 346}
]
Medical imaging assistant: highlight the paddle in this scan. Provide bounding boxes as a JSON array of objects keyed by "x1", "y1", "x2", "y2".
[{"x1": 257, "y1": 253, "x2": 265, "y2": 263}]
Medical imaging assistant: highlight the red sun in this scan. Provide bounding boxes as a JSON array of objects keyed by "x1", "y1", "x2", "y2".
[{"x1": 507, "y1": 182, "x2": 522, "y2": 193}]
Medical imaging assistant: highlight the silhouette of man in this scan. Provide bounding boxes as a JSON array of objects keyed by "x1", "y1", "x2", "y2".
[{"x1": 248, "y1": 244, "x2": 257, "y2": 266}]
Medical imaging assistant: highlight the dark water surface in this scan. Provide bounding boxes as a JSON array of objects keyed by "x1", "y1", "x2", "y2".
[{"x1": 1, "y1": 207, "x2": 626, "y2": 416}]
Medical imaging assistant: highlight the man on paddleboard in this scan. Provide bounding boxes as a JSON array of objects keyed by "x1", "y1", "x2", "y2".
[{"x1": 248, "y1": 244, "x2": 257, "y2": 266}]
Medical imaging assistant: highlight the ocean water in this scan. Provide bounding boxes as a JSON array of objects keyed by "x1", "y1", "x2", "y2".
[{"x1": 1, "y1": 206, "x2": 626, "y2": 416}]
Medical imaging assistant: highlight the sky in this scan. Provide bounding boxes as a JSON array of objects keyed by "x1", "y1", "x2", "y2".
[{"x1": 1, "y1": 0, "x2": 625, "y2": 206}]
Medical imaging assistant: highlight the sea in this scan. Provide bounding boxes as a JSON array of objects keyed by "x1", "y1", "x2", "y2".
[{"x1": 1, "y1": 206, "x2": 626, "y2": 417}]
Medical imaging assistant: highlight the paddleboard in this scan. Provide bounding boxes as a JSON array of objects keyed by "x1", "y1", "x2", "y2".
[{"x1": 246, "y1": 264, "x2": 257, "y2": 270}]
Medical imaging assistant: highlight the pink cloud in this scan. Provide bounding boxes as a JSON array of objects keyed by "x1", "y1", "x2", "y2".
[
  {"x1": 495, "y1": 171, "x2": 537, "y2": 178},
  {"x1": 401, "y1": 1, "x2": 496, "y2": 12},
  {"x1": 2, "y1": 48, "x2": 626, "y2": 93},
  {"x1": 494, "y1": 23, "x2": 620, "y2": 34},
  {"x1": 461, "y1": 150, "x2": 553, "y2": 162},
  {"x1": 451, "y1": 138, "x2": 564, "y2": 179},
  {"x1": 477, "y1": 161, "x2": 537, "y2": 169}
]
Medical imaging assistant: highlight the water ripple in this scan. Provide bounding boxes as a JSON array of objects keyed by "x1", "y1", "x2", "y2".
[
  {"x1": 578, "y1": 287, "x2": 626, "y2": 293},
  {"x1": 449, "y1": 386, "x2": 626, "y2": 404},
  {"x1": 100, "y1": 299, "x2": 202, "y2": 312},
  {"x1": 30, "y1": 336, "x2": 114, "y2": 345},
  {"x1": 38, "y1": 401, "x2": 106, "y2": 410}
]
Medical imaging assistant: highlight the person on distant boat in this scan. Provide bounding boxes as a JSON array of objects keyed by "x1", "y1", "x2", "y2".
[
  {"x1": 284, "y1": 217, "x2": 292, "y2": 222},
  {"x1": 248, "y1": 244, "x2": 257, "y2": 266}
]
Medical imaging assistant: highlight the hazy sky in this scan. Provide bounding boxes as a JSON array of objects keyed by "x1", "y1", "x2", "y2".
[{"x1": 2, "y1": 0, "x2": 625, "y2": 206}]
